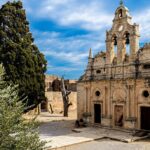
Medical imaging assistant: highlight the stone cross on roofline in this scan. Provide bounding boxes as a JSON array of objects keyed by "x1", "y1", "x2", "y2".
[{"x1": 120, "y1": 0, "x2": 124, "y2": 6}]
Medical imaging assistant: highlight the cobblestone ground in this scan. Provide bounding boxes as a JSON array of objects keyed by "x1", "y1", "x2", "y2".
[{"x1": 67, "y1": 139, "x2": 150, "y2": 150}]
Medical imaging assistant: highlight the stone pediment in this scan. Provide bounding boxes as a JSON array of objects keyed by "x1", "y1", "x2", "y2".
[{"x1": 112, "y1": 88, "x2": 126, "y2": 103}]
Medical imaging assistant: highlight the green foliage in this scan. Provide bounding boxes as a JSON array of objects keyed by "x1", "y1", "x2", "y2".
[
  {"x1": 0, "y1": 65, "x2": 45, "y2": 150},
  {"x1": 0, "y1": 1, "x2": 47, "y2": 111}
]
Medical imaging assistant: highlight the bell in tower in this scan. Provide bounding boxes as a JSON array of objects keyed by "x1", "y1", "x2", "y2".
[{"x1": 106, "y1": 1, "x2": 140, "y2": 64}]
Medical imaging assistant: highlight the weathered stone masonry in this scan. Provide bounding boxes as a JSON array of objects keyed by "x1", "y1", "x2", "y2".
[{"x1": 77, "y1": 2, "x2": 150, "y2": 130}]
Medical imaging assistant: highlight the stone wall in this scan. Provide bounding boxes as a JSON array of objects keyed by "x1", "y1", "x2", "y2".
[
  {"x1": 45, "y1": 92, "x2": 77, "y2": 113},
  {"x1": 43, "y1": 75, "x2": 77, "y2": 114},
  {"x1": 45, "y1": 75, "x2": 77, "y2": 92}
]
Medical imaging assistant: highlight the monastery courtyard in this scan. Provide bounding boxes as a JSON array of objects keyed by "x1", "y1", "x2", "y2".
[{"x1": 36, "y1": 112, "x2": 150, "y2": 150}]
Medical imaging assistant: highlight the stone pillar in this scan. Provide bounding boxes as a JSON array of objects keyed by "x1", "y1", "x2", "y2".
[
  {"x1": 130, "y1": 24, "x2": 140, "y2": 61},
  {"x1": 108, "y1": 81, "x2": 112, "y2": 119},
  {"x1": 106, "y1": 40, "x2": 115, "y2": 64},
  {"x1": 105, "y1": 86, "x2": 108, "y2": 116},
  {"x1": 85, "y1": 87, "x2": 88, "y2": 113},
  {"x1": 117, "y1": 38, "x2": 126, "y2": 64},
  {"x1": 87, "y1": 87, "x2": 90, "y2": 113},
  {"x1": 126, "y1": 85, "x2": 130, "y2": 118}
]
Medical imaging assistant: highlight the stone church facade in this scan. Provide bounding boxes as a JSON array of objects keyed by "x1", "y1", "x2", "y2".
[{"x1": 77, "y1": 2, "x2": 150, "y2": 130}]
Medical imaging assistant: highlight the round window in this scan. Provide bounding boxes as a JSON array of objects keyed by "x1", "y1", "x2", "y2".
[
  {"x1": 96, "y1": 70, "x2": 101, "y2": 74},
  {"x1": 95, "y1": 91, "x2": 100, "y2": 97},
  {"x1": 143, "y1": 90, "x2": 149, "y2": 98}
]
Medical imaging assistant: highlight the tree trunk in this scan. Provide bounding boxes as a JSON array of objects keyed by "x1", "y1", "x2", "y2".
[
  {"x1": 63, "y1": 101, "x2": 72, "y2": 117},
  {"x1": 63, "y1": 102, "x2": 69, "y2": 117},
  {"x1": 61, "y1": 77, "x2": 72, "y2": 117}
]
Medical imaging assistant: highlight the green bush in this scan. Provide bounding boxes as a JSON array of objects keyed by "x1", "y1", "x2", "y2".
[{"x1": 0, "y1": 65, "x2": 45, "y2": 150}]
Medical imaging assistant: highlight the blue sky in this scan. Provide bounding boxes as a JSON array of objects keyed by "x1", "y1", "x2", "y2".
[{"x1": 1, "y1": 0, "x2": 150, "y2": 79}]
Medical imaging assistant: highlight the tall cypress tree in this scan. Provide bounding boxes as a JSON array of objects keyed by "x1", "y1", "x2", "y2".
[{"x1": 0, "y1": 1, "x2": 47, "y2": 112}]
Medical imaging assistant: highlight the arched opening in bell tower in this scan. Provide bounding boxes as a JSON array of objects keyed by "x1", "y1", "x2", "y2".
[
  {"x1": 112, "y1": 35, "x2": 118, "y2": 56},
  {"x1": 124, "y1": 32, "x2": 130, "y2": 55},
  {"x1": 118, "y1": 9, "x2": 123, "y2": 18}
]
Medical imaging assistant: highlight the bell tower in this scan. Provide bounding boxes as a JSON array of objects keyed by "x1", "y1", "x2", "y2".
[{"x1": 106, "y1": 1, "x2": 140, "y2": 64}]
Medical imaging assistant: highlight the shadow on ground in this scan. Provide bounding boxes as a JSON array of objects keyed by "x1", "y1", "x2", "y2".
[{"x1": 39, "y1": 120, "x2": 75, "y2": 137}]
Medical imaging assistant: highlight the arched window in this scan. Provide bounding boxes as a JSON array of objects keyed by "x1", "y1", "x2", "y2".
[
  {"x1": 118, "y1": 9, "x2": 123, "y2": 18},
  {"x1": 124, "y1": 32, "x2": 130, "y2": 54},
  {"x1": 113, "y1": 35, "x2": 117, "y2": 46},
  {"x1": 125, "y1": 32, "x2": 130, "y2": 44},
  {"x1": 52, "y1": 79, "x2": 61, "y2": 91},
  {"x1": 112, "y1": 35, "x2": 117, "y2": 55}
]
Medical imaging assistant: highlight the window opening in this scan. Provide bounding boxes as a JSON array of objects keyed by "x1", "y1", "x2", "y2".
[{"x1": 119, "y1": 9, "x2": 123, "y2": 18}]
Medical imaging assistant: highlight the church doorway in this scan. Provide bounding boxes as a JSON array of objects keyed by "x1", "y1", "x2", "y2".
[
  {"x1": 115, "y1": 105, "x2": 124, "y2": 127},
  {"x1": 141, "y1": 107, "x2": 150, "y2": 130},
  {"x1": 94, "y1": 104, "x2": 101, "y2": 124}
]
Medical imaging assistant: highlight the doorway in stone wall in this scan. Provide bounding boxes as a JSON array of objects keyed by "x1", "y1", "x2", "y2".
[
  {"x1": 94, "y1": 104, "x2": 101, "y2": 123},
  {"x1": 115, "y1": 105, "x2": 124, "y2": 127},
  {"x1": 141, "y1": 107, "x2": 150, "y2": 130},
  {"x1": 41, "y1": 100, "x2": 47, "y2": 112}
]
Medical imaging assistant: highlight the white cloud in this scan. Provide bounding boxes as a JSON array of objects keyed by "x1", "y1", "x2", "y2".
[
  {"x1": 28, "y1": 25, "x2": 108, "y2": 75},
  {"x1": 55, "y1": 3, "x2": 112, "y2": 31},
  {"x1": 47, "y1": 65, "x2": 82, "y2": 72},
  {"x1": 44, "y1": 50, "x2": 88, "y2": 65},
  {"x1": 33, "y1": 29, "x2": 104, "y2": 47},
  {"x1": 24, "y1": 0, "x2": 113, "y2": 31},
  {"x1": 33, "y1": 30, "x2": 60, "y2": 39},
  {"x1": 133, "y1": 8, "x2": 150, "y2": 42},
  {"x1": 33, "y1": 30, "x2": 106, "y2": 66},
  {"x1": 30, "y1": 30, "x2": 106, "y2": 76}
]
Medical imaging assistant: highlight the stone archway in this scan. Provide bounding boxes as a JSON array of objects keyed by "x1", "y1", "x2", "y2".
[{"x1": 112, "y1": 88, "x2": 126, "y2": 127}]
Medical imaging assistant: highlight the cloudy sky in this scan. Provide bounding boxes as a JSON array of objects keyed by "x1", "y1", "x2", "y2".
[{"x1": 1, "y1": 0, "x2": 150, "y2": 79}]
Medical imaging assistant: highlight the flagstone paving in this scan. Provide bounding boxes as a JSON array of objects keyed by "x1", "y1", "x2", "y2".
[
  {"x1": 41, "y1": 126, "x2": 149, "y2": 149},
  {"x1": 66, "y1": 139, "x2": 150, "y2": 150},
  {"x1": 38, "y1": 113, "x2": 150, "y2": 150}
]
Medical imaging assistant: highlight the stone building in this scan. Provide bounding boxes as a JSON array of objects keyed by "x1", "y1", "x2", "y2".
[
  {"x1": 42, "y1": 75, "x2": 77, "y2": 114},
  {"x1": 77, "y1": 2, "x2": 150, "y2": 130}
]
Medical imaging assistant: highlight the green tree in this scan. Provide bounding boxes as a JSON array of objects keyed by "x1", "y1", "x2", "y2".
[
  {"x1": 0, "y1": 65, "x2": 45, "y2": 150},
  {"x1": 0, "y1": 1, "x2": 47, "y2": 112}
]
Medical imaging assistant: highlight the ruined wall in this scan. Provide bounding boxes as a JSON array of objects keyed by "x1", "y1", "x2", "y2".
[
  {"x1": 45, "y1": 91, "x2": 77, "y2": 114},
  {"x1": 43, "y1": 75, "x2": 77, "y2": 114},
  {"x1": 45, "y1": 75, "x2": 77, "y2": 92}
]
